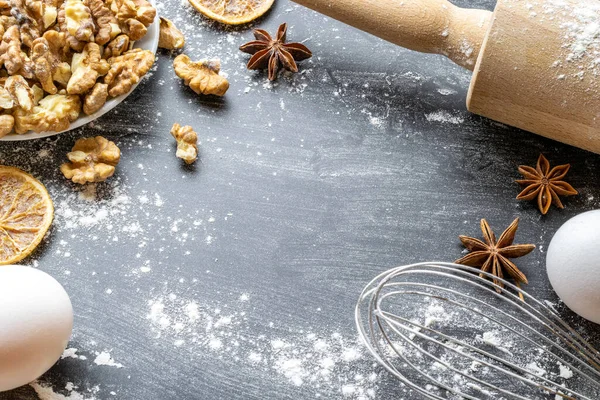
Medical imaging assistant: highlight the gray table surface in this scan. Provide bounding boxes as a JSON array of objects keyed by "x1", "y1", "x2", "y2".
[{"x1": 2, "y1": 0, "x2": 600, "y2": 399}]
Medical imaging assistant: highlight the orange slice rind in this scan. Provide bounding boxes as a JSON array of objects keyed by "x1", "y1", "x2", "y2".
[
  {"x1": 0, "y1": 166, "x2": 54, "y2": 265},
  {"x1": 188, "y1": 0, "x2": 275, "y2": 25}
]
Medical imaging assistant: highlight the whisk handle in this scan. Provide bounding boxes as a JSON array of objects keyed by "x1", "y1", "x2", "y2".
[{"x1": 291, "y1": 0, "x2": 492, "y2": 70}]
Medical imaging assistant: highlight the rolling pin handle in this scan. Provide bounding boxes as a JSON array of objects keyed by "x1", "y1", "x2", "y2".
[{"x1": 292, "y1": 0, "x2": 492, "y2": 70}]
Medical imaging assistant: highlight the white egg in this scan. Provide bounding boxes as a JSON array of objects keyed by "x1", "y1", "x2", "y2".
[
  {"x1": 547, "y1": 210, "x2": 600, "y2": 324},
  {"x1": 0, "y1": 265, "x2": 73, "y2": 392}
]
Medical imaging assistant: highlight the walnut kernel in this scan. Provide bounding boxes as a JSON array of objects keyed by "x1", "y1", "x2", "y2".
[
  {"x1": 32, "y1": 83, "x2": 43, "y2": 104},
  {"x1": 104, "y1": 48, "x2": 154, "y2": 97},
  {"x1": 158, "y1": 17, "x2": 184, "y2": 50},
  {"x1": 60, "y1": 136, "x2": 120, "y2": 184},
  {"x1": 0, "y1": 113, "x2": 13, "y2": 137},
  {"x1": 57, "y1": 1, "x2": 84, "y2": 51},
  {"x1": 103, "y1": 33, "x2": 128, "y2": 59},
  {"x1": 111, "y1": 0, "x2": 155, "y2": 41},
  {"x1": 67, "y1": 42, "x2": 109, "y2": 94},
  {"x1": 42, "y1": 0, "x2": 58, "y2": 28},
  {"x1": 0, "y1": 15, "x2": 16, "y2": 37},
  {"x1": 31, "y1": 30, "x2": 71, "y2": 94},
  {"x1": 83, "y1": 82, "x2": 107, "y2": 115},
  {"x1": 0, "y1": 86, "x2": 13, "y2": 109},
  {"x1": 13, "y1": 93, "x2": 80, "y2": 133},
  {"x1": 173, "y1": 54, "x2": 229, "y2": 96},
  {"x1": 85, "y1": 0, "x2": 119, "y2": 45},
  {"x1": 11, "y1": 0, "x2": 42, "y2": 48},
  {"x1": 170, "y1": 123, "x2": 198, "y2": 164},
  {"x1": 0, "y1": 25, "x2": 24, "y2": 75},
  {"x1": 5, "y1": 75, "x2": 34, "y2": 111},
  {"x1": 64, "y1": 0, "x2": 94, "y2": 42}
]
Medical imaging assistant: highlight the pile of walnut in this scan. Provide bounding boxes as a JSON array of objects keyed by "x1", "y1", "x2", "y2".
[
  {"x1": 0, "y1": 0, "x2": 157, "y2": 137},
  {"x1": 58, "y1": 15, "x2": 225, "y2": 183}
]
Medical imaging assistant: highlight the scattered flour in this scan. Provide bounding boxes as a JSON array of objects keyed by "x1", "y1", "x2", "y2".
[
  {"x1": 528, "y1": 0, "x2": 600, "y2": 79},
  {"x1": 558, "y1": 363, "x2": 574, "y2": 379},
  {"x1": 30, "y1": 382, "x2": 96, "y2": 400},
  {"x1": 481, "y1": 331, "x2": 502, "y2": 347},
  {"x1": 437, "y1": 88, "x2": 458, "y2": 95},
  {"x1": 562, "y1": 5, "x2": 600, "y2": 63},
  {"x1": 425, "y1": 110, "x2": 465, "y2": 124},
  {"x1": 61, "y1": 348, "x2": 87, "y2": 361},
  {"x1": 525, "y1": 361, "x2": 547, "y2": 377},
  {"x1": 143, "y1": 292, "x2": 379, "y2": 398},
  {"x1": 239, "y1": 293, "x2": 250, "y2": 302},
  {"x1": 360, "y1": 107, "x2": 390, "y2": 130},
  {"x1": 5, "y1": 3, "x2": 590, "y2": 399},
  {"x1": 93, "y1": 351, "x2": 124, "y2": 368},
  {"x1": 372, "y1": 296, "x2": 597, "y2": 399}
]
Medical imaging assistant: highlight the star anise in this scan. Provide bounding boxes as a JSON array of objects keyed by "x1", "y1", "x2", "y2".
[
  {"x1": 516, "y1": 154, "x2": 578, "y2": 215},
  {"x1": 239, "y1": 23, "x2": 312, "y2": 81},
  {"x1": 455, "y1": 218, "x2": 535, "y2": 293}
]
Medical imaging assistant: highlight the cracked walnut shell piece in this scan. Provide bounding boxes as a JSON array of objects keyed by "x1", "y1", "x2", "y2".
[
  {"x1": 173, "y1": 54, "x2": 228, "y2": 96},
  {"x1": 170, "y1": 123, "x2": 197, "y2": 164},
  {"x1": 104, "y1": 48, "x2": 154, "y2": 97},
  {"x1": 60, "y1": 136, "x2": 120, "y2": 184}
]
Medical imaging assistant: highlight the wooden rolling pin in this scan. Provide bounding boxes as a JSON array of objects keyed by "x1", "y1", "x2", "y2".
[{"x1": 292, "y1": 0, "x2": 600, "y2": 154}]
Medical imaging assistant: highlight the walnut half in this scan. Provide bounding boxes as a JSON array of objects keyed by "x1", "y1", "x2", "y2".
[
  {"x1": 173, "y1": 54, "x2": 228, "y2": 96},
  {"x1": 67, "y1": 42, "x2": 109, "y2": 94},
  {"x1": 31, "y1": 30, "x2": 72, "y2": 95},
  {"x1": 13, "y1": 93, "x2": 81, "y2": 133},
  {"x1": 0, "y1": 25, "x2": 25, "y2": 76},
  {"x1": 85, "y1": 0, "x2": 120, "y2": 45},
  {"x1": 170, "y1": 123, "x2": 197, "y2": 164},
  {"x1": 111, "y1": 0, "x2": 155, "y2": 41},
  {"x1": 104, "y1": 48, "x2": 154, "y2": 97},
  {"x1": 60, "y1": 136, "x2": 120, "y2": 184},
  {"x1": 64, "y1": 0, "x2": 95, "y2": 42}
]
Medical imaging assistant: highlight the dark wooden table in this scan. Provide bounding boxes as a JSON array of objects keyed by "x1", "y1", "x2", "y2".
[{"x1": 2, "y1": 0, "x2": 600, "y2": 399}]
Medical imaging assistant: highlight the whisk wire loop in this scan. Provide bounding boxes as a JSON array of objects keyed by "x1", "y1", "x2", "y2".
[{"x1": 356, "y1": 262, "x2": 600, "y2": 400}]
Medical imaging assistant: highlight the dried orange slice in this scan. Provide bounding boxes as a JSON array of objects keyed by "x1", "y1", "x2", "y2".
[
  {"x1": 0, "y1": 166, "x2": 54, "y2": 265},
  {"x1": 188, "y1": 0, "x2": 275, "y2": 25}
]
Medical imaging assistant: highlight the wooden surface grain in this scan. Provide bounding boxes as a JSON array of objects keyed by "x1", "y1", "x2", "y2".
[{"x1": 1, "y1": 0, "x2": 600, "y2": 399}]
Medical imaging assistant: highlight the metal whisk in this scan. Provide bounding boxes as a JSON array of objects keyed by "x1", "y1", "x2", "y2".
[{"x1": 355, "y1": 262, "x2": 600, "y2": 400}]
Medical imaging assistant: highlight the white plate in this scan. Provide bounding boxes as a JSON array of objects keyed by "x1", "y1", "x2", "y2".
[{"x1": 0, "y1": 14, "x2": 159, "y2": 142}]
